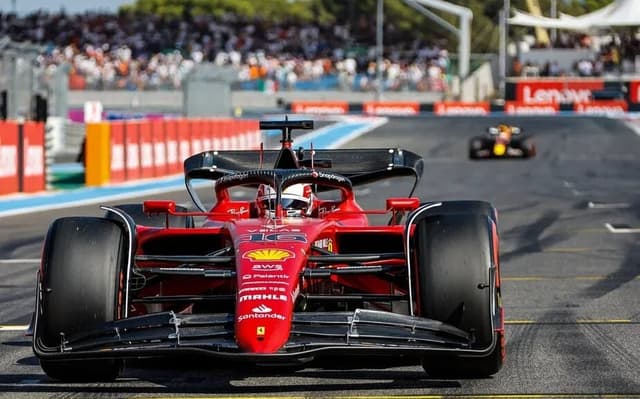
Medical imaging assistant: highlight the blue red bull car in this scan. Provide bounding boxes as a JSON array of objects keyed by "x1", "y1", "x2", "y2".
[
  {"x1": 469, "y1": 124, "x2": 536, "y2": 159},
  {"x1": 32, "y1": 119, "x2": 504, "y2": 381}
]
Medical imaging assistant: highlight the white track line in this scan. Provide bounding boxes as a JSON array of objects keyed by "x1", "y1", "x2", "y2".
[
  {"x1": 0, "y1": 325, "x2": 29, "y2": 331},
  {"x1": 588, "y1": 201, "x2": 630, "y2": 209},
  {"x1": 605, "y1": 223, "x2": 640, "y2": 234},
  {"x1": 0, "y1": 259, "x2": 40, "y2": 264}
]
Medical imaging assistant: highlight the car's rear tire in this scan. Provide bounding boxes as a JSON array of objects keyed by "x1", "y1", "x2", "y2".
[
  {"x1": 468, "y1": 137, "x2": 483, "y2": 159},
  {"x1": 512, "y1": 136, "x2": 536, "y2": 158},
  {"x1": 107, "y1": 203, "x2": 194, "y2": 227},
  {"x1": 414, "y1": 212, "x2": 502, "y2": 378},
  {"x1": 37, "y1": 217, "x2": 126, "y2": 381}
]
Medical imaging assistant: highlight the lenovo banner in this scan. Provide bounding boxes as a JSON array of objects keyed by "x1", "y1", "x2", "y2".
[
  {"x1": 124, "y1": 121, "x2": 141, "y2": 180},
  {"x1": 110, "y1": 121, "x2": 126, "y2": 183},
  {"x1": 434, "y1": 102, "x2": 489, "y2": 116},
  {"x1": 504, "y1": 101, "x2": 558, "y2": 115},
  {"x1": 574, "y1": 100, "x2": 628, "y2": 115},
  {"x1": 363, "y1": 102, "x2": 419, "y2": 115},
  {"x1": 630, "y1": 81, "x2": 640, "y2": 104},
  {"x1": 291, "y1": 101, "x2": 349, "y2": 114},
  {"x1": 19, "y1": 122, "x2": 45, "y2": 193},
  {"x1": 516, "y1": 79, "x2": 604, "y2": 104},
  {"x1": 0, "y1": 121, "x2": 19, "y2": 195}
]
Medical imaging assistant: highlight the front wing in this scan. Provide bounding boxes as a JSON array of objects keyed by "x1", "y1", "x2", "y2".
[{"x1": 33, "y1": 309, "x2": 497, "y2": 362}]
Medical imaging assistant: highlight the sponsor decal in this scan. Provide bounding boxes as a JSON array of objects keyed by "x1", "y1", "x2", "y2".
[
  {"x1": 515, "y1": 80, "x2": 603, "y2": 104},
  {"x1": 167, "y1": 141, "x2": 178, "y2": 164},
  {"x1": 252, "y1": 304, "x2": 272, "y2": 313},
  {"x1": 239, "y1": 294, "x2": 288, "y2": 303},
  {"x1": 23, "y1": 144, "x2": 44, "y2": 176},
  {"x1": 239, "y1": 286, "x2": 286, "y2": 294},
  {"x1": 238, "y1": 313, "x2": 286, "y2": 322},
  {"x1": 504, "y1": 101, "x2": 558, "y2": 115},
  {"x1": 574, "y1": 101, "x2": 627, "y2": 115},
  {"x1": 111, "y1": 144, "x2": 125, "y2": 170},
  {"x1": 238, "y1": 286, "x2": 267, "y2": 294},
  {"x1": 251, "y1": 264, "x2": 284, "y2": 271},
  {"x1": 630, "y1": 81, "x2": 640, "y2": 104},
  {"x1": 126, "y1": 143, "x2": 140, "y2": 168},
  {"x1": 434, "y1": 102, "x2": 489, "y2": 115},
  {"x1": 239, "y1": 232, "x2": 307, "y2": 243},
  {"x1": 243, "y1": 249, "x2": 294, "y2": 261},
  {"x1": 291, "y1": 101, "x2": 349, "y2": 114},
  {"x1": 257, "y1": 326, "x2": 266, "y2": 336},
  {"x1": 153, "y1": 142, "x2": 166, "y2": 165},
  {"x1": 228, "y1": 206, "x2": 249, "y2": 216},
  {"x1": 242, "y1": 273, "x2": 290, "y2": 281},
  {"x1": 313, "y1": 238, "x2": 334, "y2": 252},
  {"x1": 0, "y1": 145, "x2": 18, "y2": 178},
  {"x1": 140, "y1": 142, "x2": 153, "y2": 167},
  {"x1": 363, "y1": 102, "x2": 419, "y2": 115}
]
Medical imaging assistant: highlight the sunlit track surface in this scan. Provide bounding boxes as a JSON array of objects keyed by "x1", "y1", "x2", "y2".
[{"x1": 1, "y1": 116, "x2": 639, "y2": 398}]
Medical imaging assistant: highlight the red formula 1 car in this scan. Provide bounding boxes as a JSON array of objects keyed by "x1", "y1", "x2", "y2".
[
  {"x1": 32, "y1": 119, "x2": 504, "y2": 381},
  {"x1": 469, "y1": 124, "x2": 536, "y2": 159}
]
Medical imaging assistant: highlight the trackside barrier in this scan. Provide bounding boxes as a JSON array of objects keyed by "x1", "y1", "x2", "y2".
[
  {"x1": 139, "y1": 121, "x2": 154, "y2": 179},
  {"x1": 165, "y1": 119, "x2": 180, "y2": 175},
  {"x1": 84, "y1": 118, "x2": 259, "y2": 187},
  {"x1": 110, "y1": 121, "x2": 126, "y2": 184},
  {"x1": 151, "y1": 119, "x2": 167, "y2": 178},
  {"x1": 0, "y1": 121, "x2": 46, "y2": 195},
  {"x1": 19, "y1": 122, "x2": 46, "y2": 193},
  {"x1": 286, "y1": 99, "x2": 640, "y2": 115},
  {"x1": 85, "y1": 122, "x2": 111, "y2": 186},
  {"x1": 0, "y1": 121, "x2": 20, "y2": 195}
]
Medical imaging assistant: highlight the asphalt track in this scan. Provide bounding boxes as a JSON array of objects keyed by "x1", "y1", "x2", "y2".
[{"x1": 1, "y1": 115, "x2": 639, "y2": 398}]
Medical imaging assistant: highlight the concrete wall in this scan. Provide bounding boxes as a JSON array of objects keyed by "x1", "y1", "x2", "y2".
[{"x1": 68, "y1": 89, "x2": 445, "y2": 114}]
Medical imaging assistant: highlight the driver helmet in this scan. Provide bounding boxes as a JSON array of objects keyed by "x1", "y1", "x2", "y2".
[
  {"x1": 256, "y1": 183, "x2": 314, "y2": 217},
  {"x1": 497, "y1": 124, "x2": 512, "y2": 139}
]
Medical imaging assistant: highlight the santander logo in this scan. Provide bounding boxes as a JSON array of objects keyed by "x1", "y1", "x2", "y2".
[{"x1": 252, "y1": 304, "x2": 272, "y2": 313}]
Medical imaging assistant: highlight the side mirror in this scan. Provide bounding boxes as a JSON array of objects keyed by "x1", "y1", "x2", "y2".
[
  {"x1": 143, "y1": 200, "x2": 176, "y2": 214},
  {"x1": 386, "y1": 197, "x2": 420, "y2": 212},
  {"x1": 511, "y1": 127, "x2": 521, "y2": 134},
  {"x1": 488, "y1": 127, "x2": 499, "y2": 135}
]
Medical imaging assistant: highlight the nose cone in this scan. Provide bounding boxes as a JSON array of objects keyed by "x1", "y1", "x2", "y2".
[{"x1": 235, "y1": 295, "x2": 292, "y2": 353}]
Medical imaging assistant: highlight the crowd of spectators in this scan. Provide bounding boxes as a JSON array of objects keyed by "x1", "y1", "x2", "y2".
[
  {"x1": 512, "y1": 31, "x2": 639, "y2": 77},
  {"x1": 0, "y1": 11, "x2": 450, "y2": 92}
]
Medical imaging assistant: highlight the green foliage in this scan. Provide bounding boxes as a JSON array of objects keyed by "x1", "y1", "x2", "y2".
[{"x1": 118, "y1": 0, "x2": 616, "y2": 52}]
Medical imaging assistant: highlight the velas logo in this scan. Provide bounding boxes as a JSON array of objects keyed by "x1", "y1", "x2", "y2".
[{"x1": 243, "y1": 249, "x2": 294, "y2": 261}]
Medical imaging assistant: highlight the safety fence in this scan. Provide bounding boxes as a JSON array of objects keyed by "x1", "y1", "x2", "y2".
[{"x1": 84, "y1": 118, "x2": 259, "y2": 186}]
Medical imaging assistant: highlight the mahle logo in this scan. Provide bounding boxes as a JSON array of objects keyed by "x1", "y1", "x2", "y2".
[{"x1": 243, "y1": 249, "x2": 293, "y2": 261}]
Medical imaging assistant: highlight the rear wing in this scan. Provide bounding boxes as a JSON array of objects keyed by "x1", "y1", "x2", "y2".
[{"x1": 184, "y1": 148, "x2": 424, "y2": 187}]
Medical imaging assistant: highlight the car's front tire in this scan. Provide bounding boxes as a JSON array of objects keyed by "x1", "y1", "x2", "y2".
[
  {"x1": 36, "y1": 217, "x2": 127, "y2": 381},
  {"x1": 413, "y1": 211, "x2": 503, "y2": 378}
]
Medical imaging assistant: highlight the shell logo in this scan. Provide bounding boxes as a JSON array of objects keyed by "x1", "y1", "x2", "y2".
[{"x1": 243, "y1": 249, "x2": 294, "y2": 261}]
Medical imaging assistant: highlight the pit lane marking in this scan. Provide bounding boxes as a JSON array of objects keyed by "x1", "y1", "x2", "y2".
[{"x1": 605, "y1": 223, "x2": 640, "y2": 233}]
